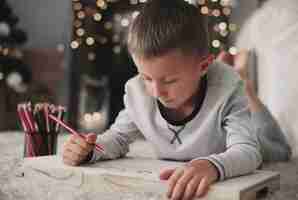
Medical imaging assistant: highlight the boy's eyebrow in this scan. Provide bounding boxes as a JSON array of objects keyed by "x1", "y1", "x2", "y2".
[{"x1": 139, "y1": 73, "x2": 178, "y2": 80}]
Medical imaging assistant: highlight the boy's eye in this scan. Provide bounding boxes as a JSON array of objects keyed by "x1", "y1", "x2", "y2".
[
  {"x1": 162, "y1": 79, "x2": 178, "y2": 84},
  {"x1": 141, "y1": 76, "x2": 152, "y2": 82}
]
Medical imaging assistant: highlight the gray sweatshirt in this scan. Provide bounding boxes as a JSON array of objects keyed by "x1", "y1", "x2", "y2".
[{"x1": 90, "y1": 61, "x2": 262, "y2": 181}]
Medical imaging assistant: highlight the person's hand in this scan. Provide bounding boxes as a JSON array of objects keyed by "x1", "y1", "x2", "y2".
[
  {"x1": 233, "y1": 49, "x2": 250, "y2": 81},
  {"x1": 159, "y1": 159, "x2": 219, "y2": 200},
  {"x1": 62, "y1": 133, "x2": 97, "y2": 166}
]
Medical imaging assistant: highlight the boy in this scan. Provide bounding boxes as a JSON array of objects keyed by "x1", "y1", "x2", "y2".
[{"x1": 63, "y1": 0, "x2": 262, "y2": 199}]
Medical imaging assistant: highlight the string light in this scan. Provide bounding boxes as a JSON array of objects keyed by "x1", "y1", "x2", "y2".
[
  {"x1": 229, "y1": 23, "x2": 237, "y2": 32},
  {"x1": 86, "y1": 37, "x2": 95, "y2": 46},
  {"x1": 212, "y1": 9, "x2": 221, "y2": 17},
  {"x1": 200, "y1": 6, "x2": 209, "y2": 15},
  {"x1": 70, "y1": 41, "x2": 80, "y2": 49},
  {"x1": 120, "y1": 18, "x2": 130, "y2": 27},
  {"x1": 77, "y1": 11, "x2": 86, "y2": 19},
  {"x1": 3, "y1": 48, "x2": 9, "y2": 56},
  {"x1": 220, "y1": 0, "x2": 231, "y2": 6},
  {"x1": 70, "y1": 0, "x2": 238, "y2": 59},
  {"x1": 222, "y1": 7, "x2": 231, "y2": 16},
  {"x1": 76, "y1": 28, "x2": 85, "y2": 37},
  {"x1": 74, "y1": 20, "x2": 82, "y2": 28},
  {"x1": 88, "y1": 52, "x2": 96, "y2": 61},
  {"x1": 104, "y1": 21, "x2": 113, "y2": 30},
  {"x1": 219, "y1": 29, "x2": 229, "y2": 37},
  {"x1": 83, "y1": 113, "x2": 93, "y2": 122},
  {"x1": 113, "y1": 45, "x2": 121, "y2": 54},
  {"x1": 96, "y1": 0, "x2": 106, "y2": 8},
  {"x1": 218, "y1": 22, "x2": 227, "y2": 30},
  {"x1": 229, "y1": 46, "x2": 238, "y2": 55},
  {"x1": 132, "y1": 11, "x2": 140, "y2": 19},
  {"x1": 197, "y1": 0, "x2": 206, "y2": 5},
  {"x1": 73, "y1": 3, "x2": 83, "y2": 11},
  {"x1": 93, "y1": 13, "x2": 102, "y2": 21},
  {"x1": 130, "y1": 0, "x2": 138, "y2": 5},
  {"x1": 212, "y1": 40, "x2": 221, "y2": 48}
]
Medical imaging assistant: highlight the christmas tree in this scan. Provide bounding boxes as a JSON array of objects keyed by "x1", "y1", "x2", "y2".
[
  {"x1": 0, "y1": 0, "x2": 30, "y2": 93},
  {"x1": 0, "y1": 0, "x2": 31, "y2": 130}
]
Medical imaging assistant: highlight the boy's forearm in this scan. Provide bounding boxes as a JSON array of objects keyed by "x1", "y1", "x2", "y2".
[
  {"x1": 206, "y1": 143, "x2": 262, "y2": 180},
  {"x1": 89, "y1": 129, "x2": 138, "y2": 163}
]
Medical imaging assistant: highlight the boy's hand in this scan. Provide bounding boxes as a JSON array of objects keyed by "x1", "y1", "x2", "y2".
[
  {"x1": 160, "y1": 160, "x2": 218, "y2": 200},
  {"x1": 62, "y1": 133, "x2": 97, "y2": 166}
]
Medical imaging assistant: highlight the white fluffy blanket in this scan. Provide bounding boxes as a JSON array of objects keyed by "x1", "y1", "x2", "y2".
[{"x1": 236, "y1": 0, "x2": 298, "y2": 155}]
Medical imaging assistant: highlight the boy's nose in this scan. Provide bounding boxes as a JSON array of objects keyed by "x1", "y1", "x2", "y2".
[{"x1": 152, "y1": 82, "x2": 165, "y2": 98}]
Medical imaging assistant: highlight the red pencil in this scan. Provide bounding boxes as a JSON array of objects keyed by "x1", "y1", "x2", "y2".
[{"x1": 48, "y1": 114, "x2": 105, "y2": 152}]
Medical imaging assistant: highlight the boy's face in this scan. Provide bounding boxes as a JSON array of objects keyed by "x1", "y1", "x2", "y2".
[{"x1": 132, "y1": 50, "x2": 207, "y2": 111}]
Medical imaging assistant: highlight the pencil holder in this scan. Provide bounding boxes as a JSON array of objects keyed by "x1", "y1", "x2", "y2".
[
  {"x1": 17, "y1": 102, "x2": 66, "y2": 157},
  {"x1": 23, "y1": 131, "x2": 58, "y2": 157}
]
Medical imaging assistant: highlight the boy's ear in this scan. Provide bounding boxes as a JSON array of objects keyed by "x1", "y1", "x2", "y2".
[{"x1": 199, "y1": 54, "x2": 215, "y2": 76}]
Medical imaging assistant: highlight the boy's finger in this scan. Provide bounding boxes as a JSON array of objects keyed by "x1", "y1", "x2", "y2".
[
  {"x1": 71, "y1": 134, "x2": 90, "y2": 150},
  {"x1": 86, "y1": 133, "x2": 97, "y2": 144},
  {"x1": 67, "y1": 141, "x2": 89, "y2": 156},
  {"x1": 195, "y1": 177, "x2": 210, "y2": 198},
  {"x1": 167, "y1": 168, "x2": 184, "y2": 198},
  {"x1": 171, "y1": 170, "x2": 194, "y2": 200},
  {"x1": 159, "y1": 168, "x2": 175, "y2": 180},
  {"x1": 183, "y1": 175, "x2": 201, "y2": 200}
]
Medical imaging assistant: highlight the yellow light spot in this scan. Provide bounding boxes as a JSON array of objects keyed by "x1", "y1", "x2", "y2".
[
  {"x1": 229, "y1": 46, "x2": 238, "y2": 55},
  {"x1": 73, "y1": 3, "x2": 82, "y2": 11},
  {"x1": 93, "y1": 13, "x2": 102, "y2": 21},
  {"x1": 223, "y1": 7, "x2": 232, "y2": 16},
  {"x1": 70, "y1": 41, "x2": 80, "y2": 49},
  {"x1": 132, "y1": 11, "x2": 140, "y2": 19},
  {"x1": 74, "y1": 20, "x2": 82, "y2": 28},
  {"x1": 88, "y1": 52, "x2": 96, "y2": 61},
  {"x1": 219, "y1": 22, "x2": 227, "y2": 30},
  {"x1": 104, "y1": 22, "x2": 113, "y2": 30},
  {"x1": 220, "y1": 30, "x2": 229, "y2": 37},
  {"x1": 121, "y1": 18, "x2": 130, "y2": 27},
  {"x1": 130, "y1": 0, "x2": 138, "y2": 5},
  {"x1": 77, "y1": 11, "x2": 86, "y2": 19},
  {"x1": 76, "y1": 28, "x2": 85, "y2": 37},
  {"x1": 86, "y1": 37, "x2": 95, "y2": 46},
  {"x1": 84, "y1": 113, "x2": 93, "y2": 122},
  {"x1": 197, "y1": 0, "x2": 205, "y2": 5},
  {"x1": 201, "y1": 6, "x2": 209, "y2": 15},
  {"x1": 3, "y1": 48, "x2": 9, "y2": 55},
  {"x1": 96, "y1": 0, "x2": 106, "y2": 8},
  {"x1": 229, "y1": 23, "x2": 238, "y2": 32},
  {"x1": 212, "y1": 9, "x2": 221, "y2": 17},
  {"x1": 93, "y1": 112, "x2": 102, "y2": 121},
  {"x1": 212, "y1": 40, "x2": 221, "y2": 48},
  {"x1": 113, "y1": 46, "x2": 121, "y2": 54}
]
